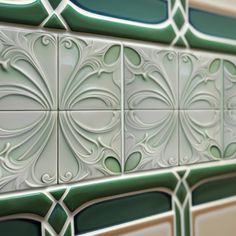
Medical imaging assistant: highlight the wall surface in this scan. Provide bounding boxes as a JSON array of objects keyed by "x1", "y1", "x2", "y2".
[{"x1": 0, "y1": 0, "x2": 236, "y2": 235}]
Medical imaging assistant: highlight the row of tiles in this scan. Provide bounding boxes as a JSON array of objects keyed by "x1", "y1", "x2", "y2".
[
  {"x1": 0, "y1": 27, "x2": 236, "y2": 111},
  {"x1": 0, "y1": 109, "x2": 236, "y2": 193}
]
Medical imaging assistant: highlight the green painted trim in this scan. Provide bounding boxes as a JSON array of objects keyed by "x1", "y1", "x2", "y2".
[
  {"x1": 64, "y1": 172, "x2": 178, "y2": 212},
  {"x1": 0, "y1": 219, "x2": 41, "y2": 236},
  {"x1": 0, "y1": 0, "x2": 48, "y2": 26},
  {"x1": 190, "y1": 8, "x2": 236, "y2": 41},
  {"x1": 44, "y1": 14, "x2": 66, "y2": 30},
  {"x1": 185, "y1": 27, "x2": 236, "y2": 55},
  {"x1": 70, "y1": 0, "x2": 168, "y2": 24},
  {"x1": 186, "y1": 163, "x2": 236, "y2": 187},
  {"x1": 192, "y1": 175, "x2": 236, "y2": 205},
  {"x1": 173, "y1": 8, "x2": 185, "y2": 30},
  {"x1": 184, "y1": 201, "x2": 190, "y2": 236},
  {"x1": 50, "y1": 189, "x2": 66, "y2": 201},
  {"x1": 48, "y1": 0, "x2": 62, "y2": 10},
  {"x1": 74, "y1": 191, "x2": 171, "y2": 234},
  {"x1": 48, "y1": 204, "x2": 68, "y2": 234},
  {"x1": 174, "y1": 204, "x2": 182, "y2": 236},
  {"x1": 0, "y1": 193, "x2": 52, "y2": 217},
  {"x1": 61, "y1": 5, "x2": 176, "y2": 44}
]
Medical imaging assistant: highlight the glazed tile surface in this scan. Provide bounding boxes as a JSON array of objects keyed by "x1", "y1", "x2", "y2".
[
  {"x1": 59, "y1": 35, "x2": 122, "y2": 110},
  {"x1": 0, "y1": 111, "x2": 57, "y2": 192},
  {"x1": 124, "y1": 110, "x2": 178, "y2": 172},
  {"x1": 0, "y1": 1, "x2": 236, "y2": 236},
  {"x1": 0, "y1": 28, "x2": 57, "y2": 110},
  {"x1": 59, "y1": 110, "x2": 122, "y2": 183}
]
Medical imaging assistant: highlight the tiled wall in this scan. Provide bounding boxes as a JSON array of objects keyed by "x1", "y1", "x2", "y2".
[{"x1": 0, "y1": 0, "x2": 236, "y2": 236}]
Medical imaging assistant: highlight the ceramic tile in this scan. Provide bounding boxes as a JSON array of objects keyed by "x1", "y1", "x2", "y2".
[
  {"x1": 124, "y1": 44, "x2": 178, "y2": 110},
  {"x1": 224, "y1": 110, "x2": 236, "y2": 159},
  {"x1": 179, "y1": 52, "x2": 222, "y2": 110},
  {"x1": 0, "y1": 28, "x2": 57, "y2": 110},
  {"x1": 0, "y1": 111, "x2": 57, "y2": 193},
  {"x1": 59, "y1": 35, "x2": 121, "y2": 110},
  {"x1": 59, "y1": 110, "x2": 121, "y2": 183},
  {"x1": 223, "y1": 59, "x2": 236, "y2": 109},
  {"x1": 179, "y1": 110, "x2": 222, "y2": 165},
  {"x1": 124, "y1": 110, "x2": 178, "y2": 172}
]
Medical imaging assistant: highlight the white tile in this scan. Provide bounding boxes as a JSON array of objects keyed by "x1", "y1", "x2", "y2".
[
  {"x1": 124, "y1": 43, "x2": 178, "y2": 110},
  {"x1": 224, "y1": 110, "x2": 236, "y2": 159},
  {"x1": 179, "y1": 52, "x2": 222, "y2": 110},
  {"x1": 0, "y1": 111, "x2": 57, "y2": 192},
  {"x1": 59, "y1": 111, "x2": 121, "y2": 183},
  {"x1": 0, "y1": 28, "x2": 57, "y2": 110},
  {"x1": 223, "y1": 59, "x2": 236, "y2": 109},
  {"x1": 124, "y1": 110, "x2": 178, "y2": 172},
  {"x1": 179, "y1": 110, "x2": 222, "y2": 165},
  {"x1": 59, "y1": 35, "x2": 121, "y2": 110}
]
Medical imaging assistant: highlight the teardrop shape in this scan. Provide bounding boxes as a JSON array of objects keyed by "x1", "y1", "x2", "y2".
[
  {"x1": 209, "y1": 59, "x2": 220, "y2": 74},
  {"x1": 124, "y1": 47, "x2": 141, "y2": 66},
  {"x1": 104, "y1": 45, "x2": 120, "y2": 64},
  {"x1": 125, "y1": 151, "x2": 142, "y2": 172},
  {"x1": 224, "y1": 142, "x2": 236, "y2": 158},
  {"x1": 105, "y1": 156, "x2": 121, "y2": 173},
  {"x1": 210, "y1": 145, "x2": 221, "y2": 159},
  {"x1": 224, "y1": 60, "x2": 236, "y2": 75}
]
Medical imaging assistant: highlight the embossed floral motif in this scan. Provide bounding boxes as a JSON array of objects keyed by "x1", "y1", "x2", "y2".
[
  {"x1": 59, "y1": 111, "x2": 121, "y2": 183},
  {"x1": 124, "y1": 45, "x2": 178, "y2": 110},
  {"x1": 0, "y1": 29, "x2": 57, "y2": 110},
  {"x1": 125, "y1": 110, "x2": 178, "y2": 172},
  {"x1": 0, "y1": 111, "x2": 57, "y2": 192},
  {"x1": 59, "y1": 35, "x2": 121, "y2": 110}
]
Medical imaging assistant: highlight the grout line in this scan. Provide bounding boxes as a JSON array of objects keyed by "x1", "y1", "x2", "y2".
[
  {"x1": 57, "y1": 33, "x2": 60, "y2": 185},
  {"x1": 121, "y1": 43, "x2": 125, "y2": 175}
]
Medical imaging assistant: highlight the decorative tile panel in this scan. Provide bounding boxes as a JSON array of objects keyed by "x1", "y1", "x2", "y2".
[
  {"x1": 0, "y1": 111, "x2": 57, "y2": 192},
  {"x1": 179, "y1": 110, "x2": 222, "y2": 165},
  {"x1": 0, "y1": 28, "x2": 57, "y2": 110},
  {"x1": 179, "y1": 52, "x2": 222, "y2": 110},
  {"x1": 59, "y1": 111, "x2": 121, "y2": 183},
  {"x1": 125, "y1": 110, "x2": 178, "y2": 172},
  {"x1": 124, "y1": 44, "x2": 178, "y2": 110},
  {"x1": 59, "y1": 35, "x2": 121, "y2": 110}
]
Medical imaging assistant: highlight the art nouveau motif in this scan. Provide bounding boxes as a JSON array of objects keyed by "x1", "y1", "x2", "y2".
[
  {"x1": 124, "y1": 44, "x2": 178, "y2": 110},
  {"x1": 179, "y1": 110, "x2": 221, "y2": 164},
  {"x1": 0, "y1": 111, "x2": 57, "y2": 192},
  {"x1": 0, "y1": 28, "x2": 57, "y2": 110},
  {"x1": 125, "y1": 110, "x2": 178, "y2": 172},
  {"x1": 59, "y1": 111, "x2": 121, "y2": 183},
  {"x1": 59, "y1": 35, "x2": 121, "y2": 110},
  {"x1": 179, "y1": 52, "x2": 222, "y2": 110}
]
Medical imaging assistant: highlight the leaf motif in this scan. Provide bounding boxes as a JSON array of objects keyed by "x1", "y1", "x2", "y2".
[
  {"x1": 209, "y1": 59, "x2": 221, "y2": 74},
  {"x1": 224, "y1": 60, "x2": 236, "y2": 75},
  {"x1": 105, "y1": 156, "x2": 121, "y2": 173},
  {"x1": 224, "y1": 143, "x2": 236, "y2": 158},
  {"x1": 209, "y1": 145, "x2": 221, "y2": 159},
  {"x1": 104, "y1": 45, "x2": 120, "y2": 64},
  {"x1": 124, "y1": 47, "x2": 141, "y2": 66},
  {"x1": 125, "y1": 151, "x2": 142, "y2": 172}
]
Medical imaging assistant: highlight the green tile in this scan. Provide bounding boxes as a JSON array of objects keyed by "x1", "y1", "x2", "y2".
[
  {"x1": 0, "y1": 0, "x2": 48, "y2": 26},
  {"x1": 48, "y1": 204, "x2": 68, "y2": 234},
  {"x1": 61, "y1": 5, "x2": 176, "y2": 44},
  {"x1": 192, "y1": 175, "x2": 236, "y2": 205},
  {"x1": 173, "y1": 8, "x2": 185, "y2": 29},
  {"x1": 0, "y1": 193, "x2": 52, "y2": 218},
  {"x1": 44, "y1": 14, "x2": 66, "y2": 29},
  {"x1": 176, "y1": 183, "x2": 187, "y2": 204},
  {"x1": 70, "y1": 0, "x2": 168, "y2": 24},
  {"x1": 74, "y1": 192, "x2": 171, "y2": 234},
  {"x1": 0, "y1": 219, "x2": 41, "y2": 236},
  {"x1": 50, "y1": 189, "x2": 66, "y2": 201},
  {"x1": 64, "y1": 172, "x2": 178, "y2": 212},
  {"x1": 48, "y1": 0, "x2": 62, "y2": 9}
]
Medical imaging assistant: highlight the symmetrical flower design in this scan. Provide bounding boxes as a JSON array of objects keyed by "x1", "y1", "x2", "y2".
[
  {"x1": 0, "y1": 27, "x2": 236, "y2": 191},
  {"x1": 0, "y1": 28, "x2": 57, "y2": 192}
]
